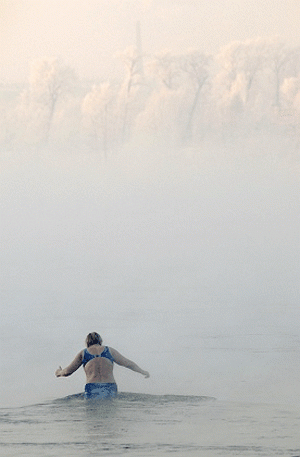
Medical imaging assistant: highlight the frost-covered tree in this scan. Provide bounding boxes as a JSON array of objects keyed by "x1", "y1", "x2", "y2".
[
  {"x1": 267, "y1": 41, "x2": 300, "y2": 109},
  {"x1": 118, "y1": 46, "x2": 145, "y2": 144},
  {"x1": 149, "y1": 51, "x2": 182, "y2": 90},
  {"x1": 134, "y1": 51, "x2": 189, "y2": 145},
  {"x1": 211, "y1": 38, "x2": 273, "y2": 129},
  {"x1": 179, "y1": 51, "x2": 211, "y2": 141},
  {"x1": 134, "y1": 85, "x2": 189, "y2": 147},
  {"x1": 281, "y1": 75, "x2": 300, "y2": 110},
  {"x1": 4, "y1": 37, "x2": 300, "y2": 150},
  {"x1": 16, "y1": 57, "x2": 76, "y2": 143},
  {"x1": 277, "y1": 75, "x2": 300, "y2": 142},
  {"x1": 81, "y1": 82, "x2": 117, "y2": 154}
]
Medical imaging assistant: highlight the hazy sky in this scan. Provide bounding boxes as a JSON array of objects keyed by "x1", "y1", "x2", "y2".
[{"x1": 1, "y1": 0, "x2": 300, "y2": 83}]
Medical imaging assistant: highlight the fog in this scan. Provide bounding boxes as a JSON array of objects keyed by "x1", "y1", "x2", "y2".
[
  {"x1": 1, "y1": 137, "x2": 299, "y2": 407},
  {"x1": 0, "y1": 0, "x2": 300, "y2": 408},
  {"x1": 1, "y1": 0, "x2": 300, "y2": 83}
]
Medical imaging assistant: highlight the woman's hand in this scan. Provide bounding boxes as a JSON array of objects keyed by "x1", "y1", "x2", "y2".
[
  {"x1": 143, "y1": 371, "x2": 150, "y2": 378},
  {"x1": 55, "y1": 366, "x2": 63, "y2": 377}
]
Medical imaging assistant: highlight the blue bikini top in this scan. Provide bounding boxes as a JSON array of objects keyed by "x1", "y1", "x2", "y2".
[{"x1": 82, "y1": 346, "x2": 114, "y2": 367}]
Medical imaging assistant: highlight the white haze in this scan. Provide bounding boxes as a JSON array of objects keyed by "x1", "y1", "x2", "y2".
[
  {"x1": 1, "y1": 137, "x2": 299, "y2": 407},
  {"x1": 1, "y1": 0, "x2": 300, "y2": 82},
  {"x1": 0, "y1": 0, "x2": 299, "y2": 408}
]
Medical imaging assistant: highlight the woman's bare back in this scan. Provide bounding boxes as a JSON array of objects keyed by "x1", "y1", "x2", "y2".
[{"x1": 83, "y1": 345, "x2": 116, "y2": 384}]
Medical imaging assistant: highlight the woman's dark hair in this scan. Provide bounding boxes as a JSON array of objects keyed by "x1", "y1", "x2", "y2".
[{"x1": 86, "y1": 332, "x2": 103, "y2": 347}]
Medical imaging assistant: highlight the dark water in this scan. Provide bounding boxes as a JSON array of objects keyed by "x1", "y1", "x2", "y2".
[{"x1": 1, "y1": 393, "x2": 300, "y2": 456}]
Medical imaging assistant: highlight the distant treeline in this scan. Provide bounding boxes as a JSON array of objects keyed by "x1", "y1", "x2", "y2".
[{"x1": 1, "y1": 37, "x2": 300, "y2": 151}]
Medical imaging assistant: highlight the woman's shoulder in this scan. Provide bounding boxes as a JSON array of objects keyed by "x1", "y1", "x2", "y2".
[{"x1": 107, "y1": 347, "x2": 125, "y2": 362}]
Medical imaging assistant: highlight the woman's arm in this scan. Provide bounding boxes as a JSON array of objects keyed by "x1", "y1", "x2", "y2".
[
  {"x1": 55, "y1": 351, "x2": 83, "y2": 377},
  {"x1": 109, "y1": 348, "x2": 150, "y2": 378}
]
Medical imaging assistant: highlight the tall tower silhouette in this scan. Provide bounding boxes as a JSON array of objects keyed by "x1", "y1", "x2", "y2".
[{"x1": 136, "y1": 21, "x2": 144, "y2": 77}]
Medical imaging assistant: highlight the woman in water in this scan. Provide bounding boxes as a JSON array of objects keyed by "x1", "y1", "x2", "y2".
[{"x1": 55, "y1": 332, "x2": 150, "y2": 399}]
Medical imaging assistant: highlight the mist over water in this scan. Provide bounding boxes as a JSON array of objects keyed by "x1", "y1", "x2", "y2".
[
  {"x1": 1, "y1": 9, "x2": 300, "y2": 457},
  {"x1": 1, "y1": 134, "x2": 299, "y2": 408}
]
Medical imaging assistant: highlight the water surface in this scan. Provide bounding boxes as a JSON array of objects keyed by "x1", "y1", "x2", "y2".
[{"x1": 1, "y1": 393, "x2": 300, "y2": 456}]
